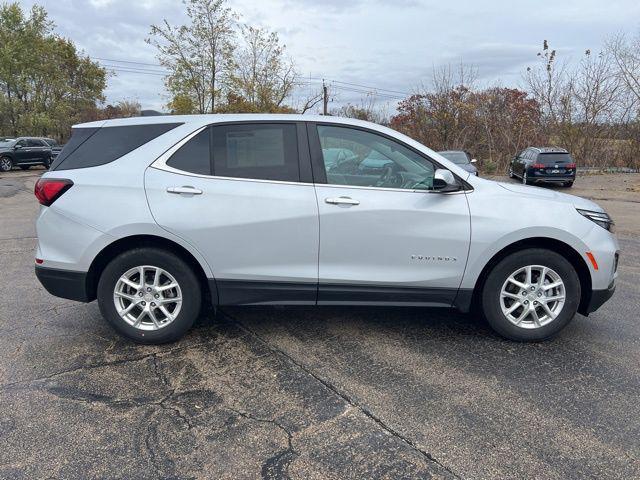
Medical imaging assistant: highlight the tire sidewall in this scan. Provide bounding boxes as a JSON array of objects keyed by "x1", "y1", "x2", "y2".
[
  {"x1": 97, "y1": 248, "x2": 202, "y2": 344},
  {"x1": 481, "y1": 249, "x2": 581, "y2": 341}
]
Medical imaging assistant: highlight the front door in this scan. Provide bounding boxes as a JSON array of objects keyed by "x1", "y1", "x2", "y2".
[
  {"x1": 310, "y1": 124, "x2": 471, "y2": 306},
  {"x1": 145, "y1": 122, "x2": 319, "y2": 305}
]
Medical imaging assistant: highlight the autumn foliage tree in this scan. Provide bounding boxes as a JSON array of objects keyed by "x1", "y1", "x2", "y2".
[{"x1": 390, "y1": 86, "x2": 542, "y2": 173}]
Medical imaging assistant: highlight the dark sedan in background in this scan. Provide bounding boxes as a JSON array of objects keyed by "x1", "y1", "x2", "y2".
[
  {"x1": 509, "y1": 147, "x2": 576, "y2": 187},
  {"x1": 438, "y1": 150, "x2": 479, "y2": 176}
]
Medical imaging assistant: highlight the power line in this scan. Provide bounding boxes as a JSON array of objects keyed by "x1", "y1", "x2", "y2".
[{"x1": 91, "y1": 55, "x2": 411, "y2": 100}]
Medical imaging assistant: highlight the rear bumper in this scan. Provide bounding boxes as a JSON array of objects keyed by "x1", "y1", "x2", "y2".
[
  {"x1": 530, "y1": 175, "x2": 575, "y2": 183},
  {"x1": 35, "y1": 266, "x2": 91, "y2": 302},
  {"x1": 581, "y1": 281, "x2": 616, "y2": 315}
]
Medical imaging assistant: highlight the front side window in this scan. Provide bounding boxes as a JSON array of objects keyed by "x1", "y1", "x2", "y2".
[
  {"x1": 166, "y1": 128, "x2": 211, "y2": 175},
  {"x1": 212, "y1": 124, "x2": 299, "y2": 182},
  {"x1": 317, "y1": 125, "x2": 436, "y2": 190}
]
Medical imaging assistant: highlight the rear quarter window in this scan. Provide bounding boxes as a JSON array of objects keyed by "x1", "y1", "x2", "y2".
[{"x1": 51, "y1": 123, "x2": 183, "y2": 170}]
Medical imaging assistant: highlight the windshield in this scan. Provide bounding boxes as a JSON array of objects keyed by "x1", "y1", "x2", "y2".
[
  {"x1": 439, "y1": 151, "x2": 469, "y2": 165},
  {"x1": 0, "y1": 140, "x2": 16, "y2": 148},
  {"x1": 538, "y1": 153, "x2": 573, "y2": 164}
]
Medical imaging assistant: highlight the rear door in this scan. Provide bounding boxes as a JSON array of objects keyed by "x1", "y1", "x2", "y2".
[
  {"x1": 27, "y1": 138, "x2": 48, "y2": 162},
  {"x1": 145, "y1": 122, "x2": 320, "y2": 305},
  {"x1": 309, "y1": 123, "x2": 471, "y2": 306}
]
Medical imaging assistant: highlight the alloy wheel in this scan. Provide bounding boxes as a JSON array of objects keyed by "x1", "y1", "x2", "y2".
[
  {"x1": 0, "y1": 157, "x2": 11, "y2": 172},
  {"x1": 113, "y1": 265, "x2": 182, "y2": 331},
  {"x1": 499, "y1": 265, "x2": 566, "y2": 329}
]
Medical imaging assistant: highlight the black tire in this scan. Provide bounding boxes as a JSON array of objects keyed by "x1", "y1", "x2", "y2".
[
  {"x1": 97, "y1": 247, "x2": 202, "y2": 344},
  {"x1": 0, "y1": 156, "x2": 12, "y2": 172},
  {"x1": 564, "y1": 181, "x2": 574, "y2": 188},
  {"x1": 43, "y1": 157, "x2": 51, "y2": 169},
  {"x1": 481, "y1": 248, "x2": 581, "y2": 341},
  {"x1": 19, "y1": 165, "x2": 30, "y2": 170}
]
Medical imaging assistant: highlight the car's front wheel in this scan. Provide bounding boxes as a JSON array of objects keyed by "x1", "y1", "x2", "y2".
[
  {"x1": 97, "y1": 248, "x2": 202, "y2": 344},
  {"x1": 481, "y1": 248, "x2": 581, "y2": 341},
  {"x1": 0, "y1": 156, "x2": 12, "y2": 172}
]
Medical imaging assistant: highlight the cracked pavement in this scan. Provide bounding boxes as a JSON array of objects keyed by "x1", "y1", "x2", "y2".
[{"x1": 0, "y1": 169, "x2": 638, "y2": 479}]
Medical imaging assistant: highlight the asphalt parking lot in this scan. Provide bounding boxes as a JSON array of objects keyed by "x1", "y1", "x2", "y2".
[{"x1": 0, "y1": 169, "x2": 638, "y2": 479}]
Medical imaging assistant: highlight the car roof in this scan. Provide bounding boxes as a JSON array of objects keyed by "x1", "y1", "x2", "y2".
[
  {"x1": 438, "y1": 150, "x2": 467, "y2": 154},
  {"x1": 74, "y1": 113, "x2": 386, "y2": 130}
]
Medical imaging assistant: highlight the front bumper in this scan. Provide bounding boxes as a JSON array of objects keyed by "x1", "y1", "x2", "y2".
[
  {"x1": 35, "y1": 265, "x2": 91, "y2": 302},
  {"x1": 581, "y1": 281, "x2": 616, "y2": 315}
]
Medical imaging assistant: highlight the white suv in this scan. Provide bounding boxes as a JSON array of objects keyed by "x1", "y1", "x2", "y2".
[{"x1": 34, "y1": 115, "x2": 618, "y2": 343}]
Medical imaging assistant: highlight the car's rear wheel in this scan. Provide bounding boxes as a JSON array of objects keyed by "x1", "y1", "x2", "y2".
[
  {"x1": 0, "y1": 157, "x2": 12, "y2": 172},
  {"x1": 564, "y1": 181, "x2": 574, "y2": 188},
  {"x1": 97, "y1": 248, "x2": 201, "y2": 344},
  {"x1": 481, "y1": 248, "x2": 581, "y2": 341}
]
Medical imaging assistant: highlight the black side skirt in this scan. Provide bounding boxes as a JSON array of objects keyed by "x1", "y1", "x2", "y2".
[{"x1": 214, "y1": 279, "x2": 467, "y2": 309}]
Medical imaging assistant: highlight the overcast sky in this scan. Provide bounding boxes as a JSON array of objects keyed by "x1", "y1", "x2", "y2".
[{"x1": 20, "y1": 0, "x2": 640, "y2": 112}]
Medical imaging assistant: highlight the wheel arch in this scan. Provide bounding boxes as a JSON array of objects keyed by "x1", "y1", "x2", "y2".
[
  {"x1": 469, "y1": 237, "x2": 592, "y2": 315},
  {"x1": 85, "y1": 234, "x2": 216, "y2": 305}
]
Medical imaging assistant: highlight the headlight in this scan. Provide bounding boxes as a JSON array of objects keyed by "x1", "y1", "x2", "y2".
[{"x1": 577, "y1": 209, "x2": 615, "y2": 232}]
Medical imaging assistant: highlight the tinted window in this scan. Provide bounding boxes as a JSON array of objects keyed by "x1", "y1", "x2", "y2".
[
  {"x1": 439, "y1": 151, "x2": 469, "y2": 165},
  {"x1": 51, "y1": 123, "x2": 182, "y2": 171},
  {"x1": 317, "y1": 125, "x2": 436, "y2": 190},
  {"x1": 27, "y1": 139, "x2": 45, "y2": 147},
  {"x1": 16, "y1": 139, "x2": 27, "y2": 147},
  {"x1": 212, "y1": 124, "x2": 299, "y2": 181},
  {"x1": 538, "y1": 153, "x2": 572, "y2": 164},
  {"x1": 166, "y1": 128, "x2": 211, "y2": 175}
]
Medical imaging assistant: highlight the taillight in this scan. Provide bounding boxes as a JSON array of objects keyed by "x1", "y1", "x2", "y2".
[
  {"x1": 34, "y1": 178, "x2": 73, "y2": 206},
  {"x1": 532, "y1": 163, "x2": 545, "y2": 169},
  {"x1": 566, "y1": 163, "x2": 576, "y2": 169}
]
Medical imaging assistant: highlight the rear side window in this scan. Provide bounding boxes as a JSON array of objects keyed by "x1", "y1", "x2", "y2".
[
  {"x1": 51, "y1": 123, "x2": 182, "y2": 170},
  {"x1": 211, "y1": 124, "x2": 299, "y2": 182},
  {"x1": 27, "y1": 139, "x2": 46, "y2": 147},
  {"x1": 166, "y1": 128, "x2": 211, "y2": 175}
]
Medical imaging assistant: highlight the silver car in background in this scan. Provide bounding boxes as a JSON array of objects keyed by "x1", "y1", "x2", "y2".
[
  {"x1": 34, "y1": 115, "x2": 618, "y2": 344},
  {"x1": 438, "y1": 150, "x2": 479, "y2": 176}
]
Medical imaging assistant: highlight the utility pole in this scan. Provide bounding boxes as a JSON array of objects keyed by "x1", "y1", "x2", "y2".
[{"x1": 322, "y1": 79, "x2": 329, "y2": 115}]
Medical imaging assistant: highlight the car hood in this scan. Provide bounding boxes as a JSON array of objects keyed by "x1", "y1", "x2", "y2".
[
  {"x1": 496, "y1": 182, "x2": 604, "y2": 212},
  {"x1": 0, "y1": 147, "x2": 12, "y2": 154}
]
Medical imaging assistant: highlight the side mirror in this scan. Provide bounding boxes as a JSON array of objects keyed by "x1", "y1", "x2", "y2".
[
  {"x1": 470, "y1": 158, "x2": 477, "y2": 163},
  {"x1": 433, "y1": 169, "x2": 460, "y2": 192},
  {"x1": 14, "y1": 144, "x2": 22, "y2": 150}
]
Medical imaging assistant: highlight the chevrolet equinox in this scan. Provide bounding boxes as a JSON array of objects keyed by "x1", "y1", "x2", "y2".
[{"x1": 34, "y1": 115, "x2": 618, "y2": 343}]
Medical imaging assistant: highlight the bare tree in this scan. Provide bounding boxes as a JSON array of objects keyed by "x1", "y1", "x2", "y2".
[
  {"x1": 607, "y1": 32, "x2": 640, "y2": 104},
  {"x1": 147, "y1": 0, "x2": 237, "y2": 113},
  {"x1": 228, "y1": 25, "x2": 297, "y2": 111}
]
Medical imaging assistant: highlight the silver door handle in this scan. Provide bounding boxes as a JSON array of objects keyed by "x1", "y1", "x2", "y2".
[
  {"x1": 167, "y1": 186, "x2": 203, "y2": 195},
  {"x1": 325, "y1": 196, "x2": 359, "y2": 205}
]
